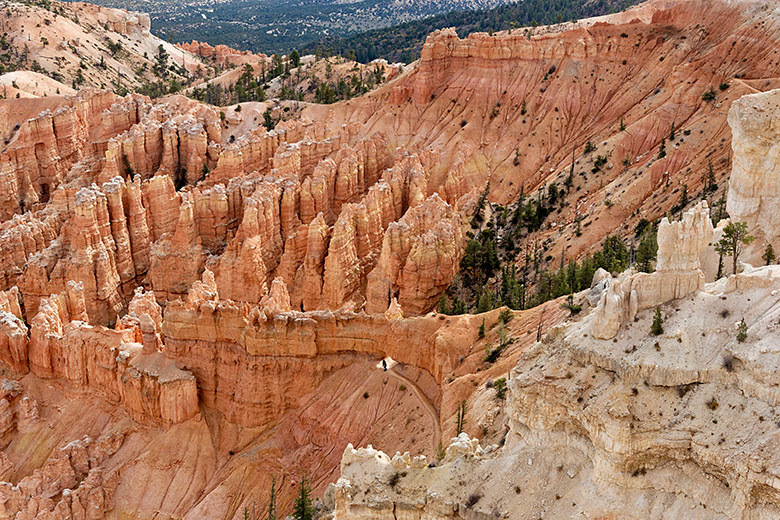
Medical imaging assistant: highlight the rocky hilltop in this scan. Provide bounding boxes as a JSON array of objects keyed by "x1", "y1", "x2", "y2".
[
  {"x1": 1, "y1": 0, "x2": 780, "y2": 518},
  {"x1": 0, "y1": 1, "x2": 202, "y2": 96}
]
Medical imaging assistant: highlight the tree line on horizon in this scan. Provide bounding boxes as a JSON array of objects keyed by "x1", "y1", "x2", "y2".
[{"x1": 302, "y1": 0, "x2": 637, "y2": 64}]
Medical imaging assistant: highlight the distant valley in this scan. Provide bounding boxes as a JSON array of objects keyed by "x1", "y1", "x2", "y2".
[{"x1": 80, "y1": 0, "x2": 520, "y2": 54}]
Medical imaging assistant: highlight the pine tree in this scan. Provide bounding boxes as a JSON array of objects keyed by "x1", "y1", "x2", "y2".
[
  {"x1": 289, "y1": 50, "x2": 301, "y2": 69},
  {"x1": 651, "y1": 307, "x2": 664, "y2": 336},
  {"x1": 736, "y1": 318, "x2": 747, "y2": 343},
  {"x1": 636, "y1": 228, "x2": 657, "y2": 273},
  {"x1": 476, "y1": 288, "x2": 497, "y2": 314},
  {"x1": 658, "y1": 138, "x2": 666, "y2": 159},
  {"x1": 154, "y1": 44, "x2": 170, "y2": 78},
  {"x1": 713, "y1": 193, "x2": 727, "y2": 225},
  {"x1": 263, "y1": 109, "x2": 275, "y2": 131},
  {"x1": 714, "y1": 221, "x2": 755, "y2": 275},
  {"x1": 705, "y1": 159, "x2": 717, "y2": 195},
  {"x1": 438, "y1": 293, "x2": 450, "y2": 315},
  {"x1": 762, "y1": 244, "x2": 775, "y2": 265},
  {"x1": 674, "y1": 184, "x2": 688, "y2": 213},
  {"x1": 478, "y1": 317, "x2": 485, "y2": 338},
  {"x1": 456, "y1": 400, "x2": 467, "y2": 435},
  {"x1": 292, "y1": 472, "x2": 314, "y2": 520},
  {"x1": 267, "y1": 476, "x2": 277, "y2": 520},
  {"x1": 451, "y1": 295, "x2": 467, "y2": 314}
]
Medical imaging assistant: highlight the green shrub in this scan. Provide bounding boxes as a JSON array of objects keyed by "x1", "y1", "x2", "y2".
[
  {"x1": 651, "y1": 307, "x2": 664, "y2": 336},
  {"x1": 736, "y1": 318, "x2": 747, "y2": 343},
  {"x1": 494, "y1": 377, "x2": 507, "y2": 399}
]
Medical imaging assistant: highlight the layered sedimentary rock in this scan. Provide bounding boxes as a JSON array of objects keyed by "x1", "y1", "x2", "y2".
[
  {"x1": 147, "y1": 192, "x2": 208, "y2": 300},
  {"x1": 0, "y1": 82, "x2": 472, "y2": 322},
  {"x1": 727, "y1": 88, "x2": 780, "y2": 251},
  {"x1": 18, "y1": 175, "x2": 179, "y2": 324},
  {"x1": 0, "y1": 90, "x2": 139, "y2": 219},
  {"x1": 366, "y1": 193, "x2": 464, "y2": 314},
  {"x1": 2, "y1": 99, "x2": 261, "y2": 320},
  {"x1": 161, "y1": 278, "x2": 480, "y2": 427},
  {"x1": 0, "y1": 283, "x2": 201, "y2": 427},
  {"x1": 332, "y1": 435, "x2": 486, "y2": 519},
  {"x1": 0, "y1": 210, "x2": 60, "y2": 289},
  {"x1": 0, "y1": 428, "x2": 124, "y2": 519},
  {"x1": 202, "y1": 134, "x2": 464, "y2": 313},
  {"x1": 102, "y1": 95, "x2": 222, "y2": 186},
  {"x1": 328, "y1": 251, "x2": 780, "y2": 520},
  {"x1": 0, "y1": 288, "x2": 26, "y2": 374},
  {"x1": 179, "y1": 41, "x2": 268, "y2": 68},
  {"x1": 210, "y1": 181, "x2": 285, "y2": 303},
  {"x1": 592, "y1": 201, "x2": 714, "y2": 339}
]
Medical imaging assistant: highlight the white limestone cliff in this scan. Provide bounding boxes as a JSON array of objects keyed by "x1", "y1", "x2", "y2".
[
  {"x1": 591, "y1": 200, "x2": 714, "y2": 339},
  {"x1": 726, "y1": 88, "x2": 780, "y2": 253}
]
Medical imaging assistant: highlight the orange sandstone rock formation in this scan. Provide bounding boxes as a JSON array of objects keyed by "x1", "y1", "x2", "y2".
[
  {"x1": 179, "y1": 40, "x2": 268, "y2": 68},
  {"x1": 0, "y1": 282, "x2": 202, "y2": 427},
  {"x1": 303, "y1": 0, "x2": 780, "y2": 269},
  {"x1": 1, "y1": 0, "x2": 779, "y2": 518}
]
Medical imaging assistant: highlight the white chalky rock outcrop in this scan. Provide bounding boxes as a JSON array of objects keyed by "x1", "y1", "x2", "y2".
[
  {"x1": 333, "y1": 434, "x2": 485, "y2": 519},
  {"x1": 328, "y1": 263, "x2": 780, "y2": 520},
  {"x1": 592, "y1": 201, "x2": 714, "y2": 339},
  {"x1": 726, "y1": 88, "x2": 780, "y2": 249}
]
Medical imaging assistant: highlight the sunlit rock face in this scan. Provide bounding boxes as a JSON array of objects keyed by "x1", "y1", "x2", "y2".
[
  {"x1": 727, "y1": 88, "x2": 780, "y2": 260},
  {"x1": 592, "y1": 201, "x2": 714, "y2": 340}
]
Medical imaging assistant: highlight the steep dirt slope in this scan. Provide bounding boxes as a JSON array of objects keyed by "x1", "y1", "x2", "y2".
[
  {"x1": 0, "y1": 0, "x2": 200, "y2": 94},
  {"x1": 304, "y1": 0, "x2": 780, "y2": 266}
]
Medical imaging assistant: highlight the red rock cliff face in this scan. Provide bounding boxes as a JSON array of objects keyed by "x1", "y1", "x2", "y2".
[
  {"x1": 302, "y1": 0, "x2": 780, "y2": 268},
  {"x1": 17, "y1": 175, "x2": 179, "y2": 324},
  {"x1": 0, "y1": 90, "x2": 139, "y2": 219},
  {"x1": 0, "y1": 282, "x2": 200, "y2": 427},
  {"x1": 160, "y1": 274, "x2": 478, "y2": 428},
  {"x1": 366, "y1": 193, "x2": 464, "y2": 314},
  {"x1": 178, "y1": 40, "x2": 268, "y2": 68}
]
